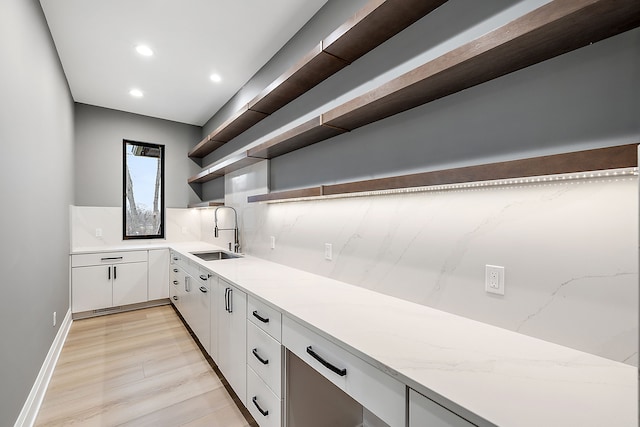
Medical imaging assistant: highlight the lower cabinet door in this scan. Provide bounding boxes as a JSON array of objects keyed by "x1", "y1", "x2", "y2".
[
  {"x1": 409, "y1": 389, "x2": 474, "y2": 427},
  {"x1": 247, "y1": 366, "x2": 282, "y2": 427},
  {"x1": 72, "y1": 265, "x2": 112, "y2": 312},
  {"x1": 112, "y1": 262, "x2": 148, "y2": 306},
  {"x1": 218, "y1": 280, "x2": 247, "y2": 405}
]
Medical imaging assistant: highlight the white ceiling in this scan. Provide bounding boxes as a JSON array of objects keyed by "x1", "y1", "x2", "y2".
[{"x1": 39, "y1": 0, "x2": 328, "y2": 126}]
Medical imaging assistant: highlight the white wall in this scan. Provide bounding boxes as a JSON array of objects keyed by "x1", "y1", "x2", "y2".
[{"x1": 0, "y1": 0, "x2": 74, "y2": 424}]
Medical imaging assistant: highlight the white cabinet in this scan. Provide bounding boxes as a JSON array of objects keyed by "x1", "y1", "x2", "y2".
[
  {"x1": 246, "y1": 296, "x2": 284, "y2": 427},
  {"x1": 71, "y1": 265, "x2": 113, "y2": 312},
  {"x1": 282, "y1": 315, "x2": 405, "y2": 427},
  {"x1": 148, "y1": 249, "x2": 169, "y2": 300},
  {"x1": 112, "y1": 262, "x2": 148, "y2": 306},
  {"x1": 186, "y1": 268, "x2": 212, "y2": 355},
  {"x1": 247, "y1": 366, "x2": 282, "y2": 427},
  {"x1": 409, "y1": 389, "x2": 474, "y2": 427},
  {"x1": 217, "y1": 278, "x2": 247, "y2": 405},
  {"x1": 71, "y1": 251, "x2": 148, "y2": 313},
  {"x1": 169, "y1": 264, "x2": 183, "y2": 308}
]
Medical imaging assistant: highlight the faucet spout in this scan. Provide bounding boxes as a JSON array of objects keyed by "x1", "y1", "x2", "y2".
[{"x1": 214, "y1": 206, "x2": 240, "y2": 253}]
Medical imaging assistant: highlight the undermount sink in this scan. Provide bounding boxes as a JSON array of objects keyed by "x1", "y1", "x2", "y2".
[{"x1": 191, "y1": 251, "x2": 242, "y2": 261}]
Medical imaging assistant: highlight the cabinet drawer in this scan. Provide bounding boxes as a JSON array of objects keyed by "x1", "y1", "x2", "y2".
[
  {"x1": 72, "y1": 251, "x2": 147, "y2": 267},
  {"x1": 247, "y1": 366, "x2": 282, "y2": 427},
  {"x1": 248, "y1": 321, "x2": 283, "y2": 397},
  {"x1": 248, "y1": 297, "x2": 282, "y2": 341},
  {"x1": 282, "y1": 316, "x2": 405, "y2": 427},
  {"x1": 409, "y1": 389, "x2": 474, "y2": 427}
]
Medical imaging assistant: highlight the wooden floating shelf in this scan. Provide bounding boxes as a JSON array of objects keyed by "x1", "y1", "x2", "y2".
[
  {"x1": 248, "y1": 117, "x2": 348, "y2": 159},
  {"x1": 188, "y1": 152, "x2": 263, "y2": 184},
  {"x1": 190, "y1": 0, "x2": 640, "y2": 186},
  {"x1": 247, "y1": 144, "x2": 639, "y2": 203},
  {"x1": 189, "y1": 106, "x2": 267, "y2": 159},
  {"x1": 246, "y1": 0, "x2": 640, "y2": 161},
  {"x1": 188, "y1": 0, "x2": 446, "y2": 159},
  {"x1": 187, "y1": 199, "x2": 225, "y2": 209}
]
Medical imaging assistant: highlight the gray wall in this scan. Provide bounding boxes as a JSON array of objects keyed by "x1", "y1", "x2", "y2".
[
  {"x1": 0, "y1": 0, "x2": 74, "y2": 425},
  {"x1": 74, "y1": 104, "x2": 202, "y2": 208},
  {"x1": 199, "y1": 0, "x2": 639, "y2": 192}
]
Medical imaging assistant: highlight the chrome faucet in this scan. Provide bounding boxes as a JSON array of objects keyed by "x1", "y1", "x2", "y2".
[{"x1": 214, "y1": 206, "x2": 240, "y2": 253}]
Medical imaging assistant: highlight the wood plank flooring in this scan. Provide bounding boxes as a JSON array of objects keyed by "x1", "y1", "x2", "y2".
[{"x1": 35, "y1": 305, "x2": 257, "y2": 427}]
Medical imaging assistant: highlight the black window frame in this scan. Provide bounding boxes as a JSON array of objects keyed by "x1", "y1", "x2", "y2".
[{"x1": 122, "y1": 139, "x2": 165, "y2": 240}]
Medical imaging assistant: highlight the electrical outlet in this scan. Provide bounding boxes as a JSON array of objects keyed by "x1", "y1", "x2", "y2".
[
  {"x1": 324, "y1": 243, "x2": 332, "y2": 261},
  {"x1": 270, "y1": 236, "x2": 276, "y2": 249},
  {"x1": 53, "y1": 311, "x2": 57, "y2": 327},
  {"x1": 95, "y1": 228, "x2": 102, "y2": 237},
  {"x1": 485, "y1": 265, "x2": 505, "y2": 295}
]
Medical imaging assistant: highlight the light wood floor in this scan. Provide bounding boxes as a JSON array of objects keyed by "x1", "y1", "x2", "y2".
[{"x1": 35, "y1": 305, "x2": 256, "y2": 427}]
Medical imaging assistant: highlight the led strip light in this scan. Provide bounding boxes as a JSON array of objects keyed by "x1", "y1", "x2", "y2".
[{"x1": 262, "y1": 167, "x2": 639, "y2": 204}]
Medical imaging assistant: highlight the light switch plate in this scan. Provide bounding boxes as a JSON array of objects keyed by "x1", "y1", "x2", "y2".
[
  {"x1": 324, "y1": 243, "x2": 332, "y2": 260},
  {"x1": 485, "y1": 265, "x2": 505, "y2": 295}
]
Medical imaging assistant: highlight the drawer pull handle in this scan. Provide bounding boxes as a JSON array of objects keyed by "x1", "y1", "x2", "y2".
[
  {"x1": 252, "y1": 396, "x2": 269, "y2": 417},
  {"x1": 173, "y1": 268, "x2": 179, "y2": 273},
  {"x1": 199, "y1": 274, "x2": 208, "y2": 281},
  {"x1": 101, "y1": 257, "x2": 123, "y2": 261},
  {"x1": 252, "y1": 310, "x2": 269, "y2": 324},
  {"x1": 252, "y1": 348, "x2": 269, "y2": 365},
  {"x1": 173, "y1": 257, "x2": 178, "y2": 261},
  {"x1": 306, "y1": 346, "x2": 346, "y2": 377},
  {"x1": 172, "y1": 296, "x2": 178, "y2": 301},
  {"x1": 199, "y1": 286, "x2": 208, "y2": 293},
  {"x1": 173, "y1": 280, "x2": 179, "y2": 285}
]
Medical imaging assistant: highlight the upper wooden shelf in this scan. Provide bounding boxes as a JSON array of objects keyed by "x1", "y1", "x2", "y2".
[
  {"x1": 246, "y1": 0, "x2": 640, "y2": 161},
  {"x1": 188, "y1": 0, "x2": 446, "y2": 159},
  {"x1": 248, "y1": 144, "x2": 639, "y2": 203}
]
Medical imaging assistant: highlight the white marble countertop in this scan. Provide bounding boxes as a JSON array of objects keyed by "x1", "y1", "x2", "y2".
[{"x1": 72, "y1": 242, "x2": 638, "y2": 426}]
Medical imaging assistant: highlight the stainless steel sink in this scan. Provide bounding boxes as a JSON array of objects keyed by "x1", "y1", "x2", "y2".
[{"x1": 190, "y1": 251, "x2": 241, "y2": 261}]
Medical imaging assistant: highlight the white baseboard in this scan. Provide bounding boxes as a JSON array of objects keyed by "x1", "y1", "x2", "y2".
[{"x1": 14, "y1": 309, "x2": 72, "y2": 427}]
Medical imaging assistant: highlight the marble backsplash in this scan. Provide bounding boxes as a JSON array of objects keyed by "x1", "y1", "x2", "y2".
[
  {"x1": 221, "y1": 162, "x2": 638, "y2": 367},
  {"x1": 70, "y1": 206, "x2": 203, "y2": 248},
  {"x1": 71, "y1": 166, "x2": 639, "y2": 367}
]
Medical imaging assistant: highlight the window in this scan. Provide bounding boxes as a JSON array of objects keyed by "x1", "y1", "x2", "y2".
[{"x1": 123, "y1": 140, "x2": 165, "y2": 239}]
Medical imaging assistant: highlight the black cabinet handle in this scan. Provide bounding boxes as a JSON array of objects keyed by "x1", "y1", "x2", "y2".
[
  {"x1": 173, "y1": 280, "x2": 179, "y2": 285},
  {"x1": 101, "y1": 257, "x2": 123, "y2": 261},
  {"x1": 199, "y1": 286, "x2": 208, "y2": 293},
  {"x1": 306, "y1": 346, "x2": 347, "y2": 377},
  {"x1": 225, "y1": 288, "x2": 233, "y2": 313},
  {"x1": 172, "y1": 256, "x2": 178, "y2": 261},
  {"x1": 224, "y1": 288, "x2": 229, "y2": 312},
  {"x1": 107, "y1": 266, "x2": 111, "y2": 280},
  {"x1": 172, "y1": 296, "x2": 178, "y2": 301},
  {"x1": 199, "y1": 274, "x2": 208, "y2": 281},
  {"x1": 173, "y1": 268, "x2": 179, "y2": 273},
  {"x1": 252, "y1": 310, "x2": 269, "y2": 324},
  {"x1": 252, "y1": 396, "x2": 269, "y2": 417},
  {"x1": 113, "y1": 266, "x2": 117, "y2": 280},
  {"x1": 252, "y1": 348, "x2": 269, "y2": 365}
]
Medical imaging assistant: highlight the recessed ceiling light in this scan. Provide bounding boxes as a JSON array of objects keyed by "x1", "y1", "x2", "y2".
[
  {"x1": 210, "y1": 73, "x2": 222, "y2": 83},
  {"x1": 129, "y1": 89, "x2": 143, "y2": 98},
  {"x1": 135, "y1": 45, "x2": 153, "y2": 56}
]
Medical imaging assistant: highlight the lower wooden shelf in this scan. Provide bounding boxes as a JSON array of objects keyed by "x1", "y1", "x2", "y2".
[{"x1": 247, "y1": 144, "x2": 638, "y2": 203}]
